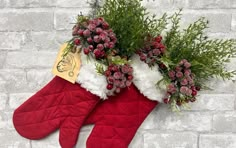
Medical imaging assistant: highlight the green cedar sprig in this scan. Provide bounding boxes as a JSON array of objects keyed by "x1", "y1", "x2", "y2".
[
  {"x1": 95, "y1": 63, "x2": 106, "y2": 75},
  {"x1": 161, "y1": 10, "x2": 236, "y2": 88}
]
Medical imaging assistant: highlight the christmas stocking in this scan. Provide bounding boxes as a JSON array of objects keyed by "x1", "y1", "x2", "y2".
[
  {"x1": 13, "y1": 52, "x2": 110, "y2": 148},
  {"x1": 83, "y1": 54, "x2": 165, "y2": 148}
]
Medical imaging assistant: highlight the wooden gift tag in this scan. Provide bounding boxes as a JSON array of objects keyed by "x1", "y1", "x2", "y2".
[{"x1": 52, "y1": 43, "x2": 81, "y2": 83}]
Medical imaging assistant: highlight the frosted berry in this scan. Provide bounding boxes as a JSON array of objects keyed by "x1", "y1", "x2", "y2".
[
  {"x1": 107, "y1": 84, "x2": 113, "y2": 90},
  {"x1": 180, "y1": 79, "x2": 188, "y2": 86},
  {"x1": 192, "y1": 90, "x2": 197, "y2": 96},
  {"x1": 94, "y1": 35, "x2": 101, "y2": 43},
  {"x1": 153, "y1": 49, "x2": 161, "y2": 56},
  {"x1": 121, "y1": 65, "x2": 129, "y2": 73},
  {"x1": 72, "y1": 26, "x2": 79, "y2": 36},
  {"x1": 176, "y1": 71, "x2": 183, "y2": 78},
  {"x1": 96, "y1": 28, "x2": 103, "y2": 34},
  {"x1": 159, "y1": 44, "x2": 165, "y2": 49},
  {"x1": 128, "y1": 75, "x2": 133, "y2": 80},
  {"x1": 87, "y1": 37, "x2": 93, "y2": 44},
  {"x1": 184, "y1": 62, "x2": 191, "y2": 68},
  {"x1": 140, "y1": 55, "x2": 147, "y2": 61},
  {"x1": 176, "y1": 100, "x2": 182, "y2": 106},
  {"x1": 102, "y1": 22, "x2": 109, "y2": 29},
  {"x1": 88, "y1": 45, "x2": 94, "y2": 50},
  {"x1": 168, "y1": 71, "x2": 175, "y2": 79},
  {"x1": 104, "y1": 43, "x2": 109, "y2": 48},
  {"x1": 112, "y1": 65, "x2": 119, "y2": 72},
  {"x1": 191, "y1": 86, "x2": 196, "y2": 90},
  {"x1": 88, "y1": 24, "x2": 96, "y2": 31},
  {"x1": 108, "y1": 42, "x2": 115, "y2": 49},
  {"x1": 126, "y1": 81, "x2": 132, "y2": 87},
  {"x1": 98, "y1": 17, "x2": 105, "y2": 22},
  {"x1": 175, "y1": 66, "x2": 182, "y2": 72},
  {"x1": 115, "y1": 87, "x2": 121, "y2": 93},
  {"x1": 78, "y1": 29, "x2": 84, "y2": 36},
  {"x1": 83, "y1": 48, "x2": 90, "y2": 55},
  {"x1": 97, "y1": 44, "x2": 104, "y2": 50},
  {"x1": 83, "y1": 29, "x2": 91, "y2": 37},
  {"x1": 155, "y1": 36, "x2": 162, "y2": 43},
  {"x1": 113, "y1": 72, "x2": 122, "y2": 79},
  {"x1": 114, "y1": 80, "x2": 121, "y2": 86},
  {"x1": 94, "y1": 49, "x2": 102, "y2": 59},
  {"x1": 196, "y1": 86, "x2": 201, "y2": 91},
  {"x1": 105, "y1": 70, "x2": 111, "y2": 77},
  {"x1": 107, "y1": 77, "x2": 114, "y2": 83},
  {"x1": 159, "y1": 63, "x2": 167, "y2": 70},
  {"x1": 74, "y1": 39, "x2": 81, "y2": 45}
]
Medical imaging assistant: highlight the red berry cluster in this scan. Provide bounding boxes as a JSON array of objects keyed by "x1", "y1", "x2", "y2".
[
  {"x1": 137, "y1": 36, "x2": 166, "y2": 66},
  {"x1": 104, "y1": 64, "x2": 133, "y2": 93},
  {"x1": 163, "y1": 59, "x2": 201, "y2": 106},
  {"x1": 72, "y1": 17, "x2": 117, "y2": 59}
]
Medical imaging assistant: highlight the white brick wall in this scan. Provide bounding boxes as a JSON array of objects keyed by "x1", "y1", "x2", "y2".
[{"x1": 0, "y1": 0, "x2": 236, "y2": 148}]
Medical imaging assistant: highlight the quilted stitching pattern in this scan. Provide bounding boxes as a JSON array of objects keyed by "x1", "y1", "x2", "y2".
[
  {"x1": 13, "y1": 77, "x2": 99, "y2": 148},
  {"x1": 13, "y1": 77, "x2": 158, "y2": 148},
  {"x1": 85, "y1": 84, "x2": 158, "y2": 148}
]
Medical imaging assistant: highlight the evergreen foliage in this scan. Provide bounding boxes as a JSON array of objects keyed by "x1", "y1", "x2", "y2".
[
  {"x1": 97, "y1": 0, "x2": 168, "y2": 57},
  {"x1": 161, "y1": 10, "x2": 236, "y2": 88}
]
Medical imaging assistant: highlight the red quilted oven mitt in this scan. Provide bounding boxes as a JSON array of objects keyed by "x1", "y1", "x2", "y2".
[
  {"x1": 84, "y1": 84, "x2": 158, "y2": 148},
  {"x1": 13, "y1": 76, "x2": 100, "y2": 148},
  {"x1": 82, "y1": 55, "x2": 165, "y2": 148},
  {"x1": 13, "y1": 52, "x2": 111, "y2": 148}
]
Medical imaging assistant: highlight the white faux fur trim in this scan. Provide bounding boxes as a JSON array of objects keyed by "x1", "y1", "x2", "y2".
[
  {"x1": 76, "y1": 52, "x2": 109, "y2": 100},
  {"x1": 130, "y1": 55, "x2": 165, "y2": 103}
]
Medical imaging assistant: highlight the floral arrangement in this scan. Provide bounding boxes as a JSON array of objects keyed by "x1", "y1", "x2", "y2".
[
  {"x1": 142, "y1": 11, "x2": 236, "y2": 111},
  {"x1": 163, "y1": 59, "x2": 199, "y2": 105},
  {"x1": 63, "y1": 0, "x2": 236, "y2": 111},
  {"x1": 62, "y1": 0, "x2": 162, "y2": 95}
]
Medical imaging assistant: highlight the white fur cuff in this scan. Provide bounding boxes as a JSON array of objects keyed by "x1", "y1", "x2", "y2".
[
  {"x1": 131, "y1": 55, "x2": 165, "y2": 103},
  {"x1": 76, "y1": 52, "x2": 108, "y2": 100}
]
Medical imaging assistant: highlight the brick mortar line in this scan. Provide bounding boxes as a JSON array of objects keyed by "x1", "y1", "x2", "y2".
[
  {"x1": 0, "y1": 7, "x2": 91, "y2": 12},
  {"x1": 149, "y1": 8, "x2": 236, "y2": 13},
  {"x1": 0, "y1": 7, "x2": 235, "y2": 13},
  {"x1": 0, "y1": 8, "x2": 235, "y2": 12},
  {"x1": 0, "y1": 52, "x2": 7, "y2": 68},
  {"x1": 197, "y1": 133, "x2": 200, "y2": 148},
  {"x1": 140, "y1": 129, "x2": 236, "y2": 134},
  {"x1": 30, "y1": 140, "x2": 32, "y2": 148},
  {"x1": 1, "y1": 31, "x2": 236, "y2": 34},
  {"x1": 230, "y1": 13, "x2": 233, "y2": 31},
  {"x1": 235, "y1": 95, "x2": 236, "y2": 110}
]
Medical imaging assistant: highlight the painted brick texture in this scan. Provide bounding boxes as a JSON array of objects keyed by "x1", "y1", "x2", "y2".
[{"x1": 0, "y1": 0, "x2": 236, "y2": 148}]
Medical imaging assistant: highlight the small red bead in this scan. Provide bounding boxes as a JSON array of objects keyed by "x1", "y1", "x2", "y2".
[
  {"x1": 105, "y1": 70, "x2": 111, "y2": 77},
  {"x1": 74, "y1": 39, "x2": 81, "y2": 45},
  {"x1": 106, "y1": 84, "x2": 113, "y2": 90},
  {"x1": 127, "y1": 75, "x2": 133, "y2": 80},
  {"x1": 176, "y1": 100, "x2": 182, "y2": 106},
  {"x1": 155, "y1": 36, "x2": 162, "y2": 43},
  {"x1": 196, "y1": 86, "x2": 201, "y2": 91},
  {"x1": 192, "y1": 90, "x2": 197, "y2": 96},
  {"x1": 83, "y1": 48, "x2": 90, "y2": 55}
]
